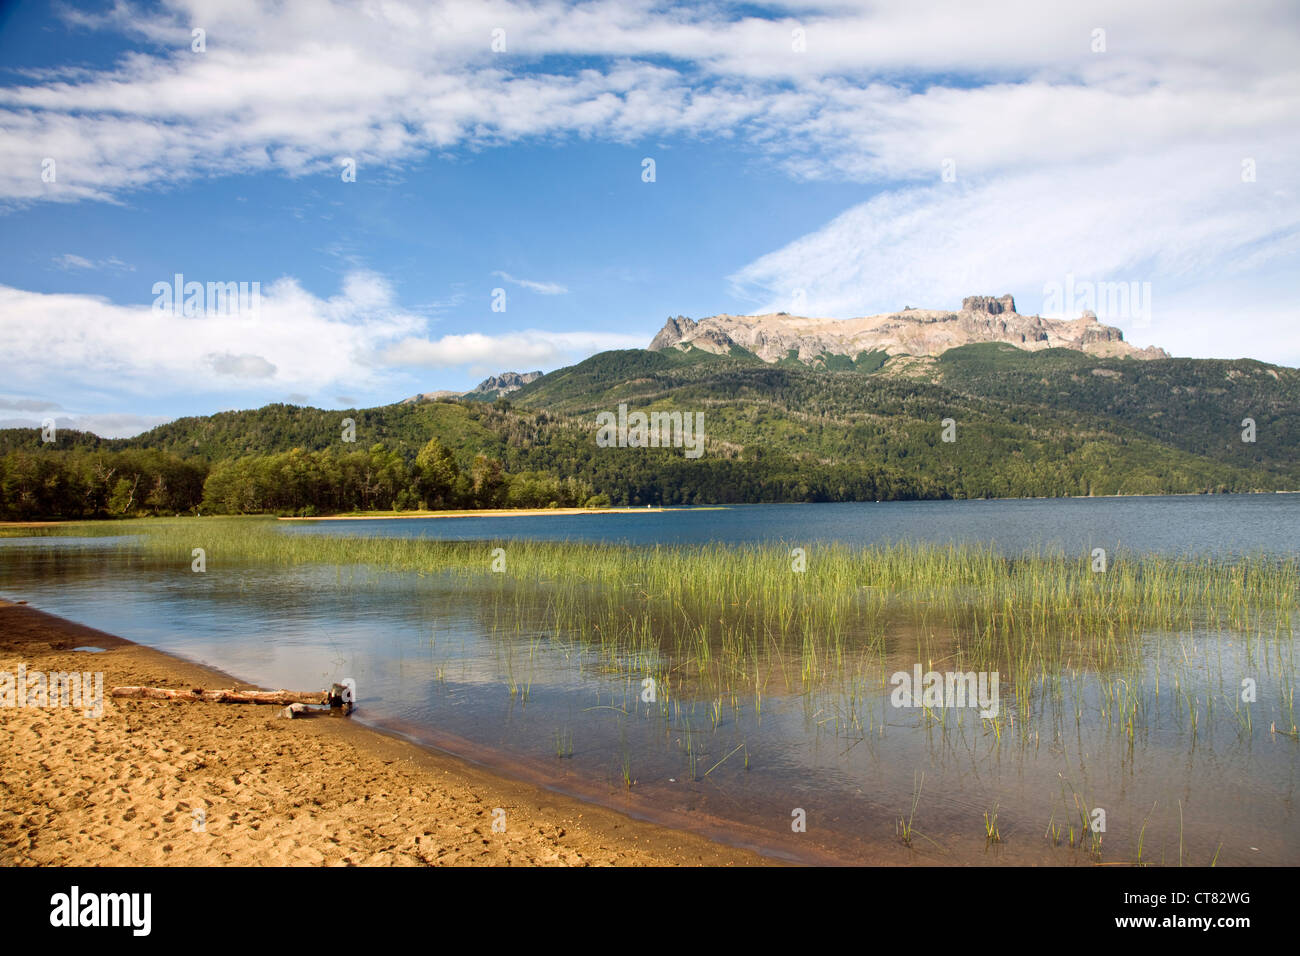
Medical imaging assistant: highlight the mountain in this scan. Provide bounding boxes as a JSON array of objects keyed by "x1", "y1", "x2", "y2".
[
  {"x1": 470, "y1": 370, "x2": 544, "y2": 395},
  {"x1": 648, "y1": 295, "x2": 1169, "y2": 365},
  {"x1": 4, "y1": 332, "x2": 1296, "y2": 516},
  {"x1": 400, "y1": 389, "x2": 463, "y2": 403},
  {"x1": 502, "y1": 342, "x2": 1297, "y2": 502},
  {"x1": 401, "y1": 370, "x2": 544, "y2": 404}
]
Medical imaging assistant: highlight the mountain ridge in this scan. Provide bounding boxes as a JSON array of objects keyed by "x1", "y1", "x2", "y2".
[
  {"x1": 648, "y1": 294, "x2": 1168, "y2": 365},
  {"x1": 401, "y1": 370, "x2": 544, "y2": 404},
  {"x1": 3, "y1": 342, "x2": 1295, "y2": 517}
]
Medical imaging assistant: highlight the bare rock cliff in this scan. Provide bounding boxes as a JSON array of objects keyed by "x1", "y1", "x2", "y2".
[{"x1": 647, "y1": 295, "x2": 1168, "y2": 363}]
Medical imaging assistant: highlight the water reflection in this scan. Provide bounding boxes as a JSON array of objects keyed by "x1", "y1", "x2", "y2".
[{"x1": 1, "y1": 531, "x2": 1296, "y2": 866}]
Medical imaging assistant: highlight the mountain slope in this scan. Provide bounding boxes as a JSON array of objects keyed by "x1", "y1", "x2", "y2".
[
  {"x1": 507, "y1": 344, "x2": 1297, "y2": 501},
  {"x1": 3, "y1": 343, "x2": 1296, "y2": 510}
]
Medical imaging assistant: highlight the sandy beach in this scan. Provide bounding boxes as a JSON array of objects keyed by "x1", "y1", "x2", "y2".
[
  {"x1": 0, "y1": 599, "x2": 765, "y2": 867},
  {"x1": 275, "y1": 506, "x2": 675, "y2": 521}
]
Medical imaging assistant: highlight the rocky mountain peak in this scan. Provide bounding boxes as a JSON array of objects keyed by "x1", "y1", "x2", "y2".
[
  {"x1": 962, "y1": 294, "x2": 1016, "y2": 315},
  {"x1": 647, "y1": 295, "x2": 1168, "y2": 364},
  {"x1": 399, "y1": 370, "x2": 544, "y2": 405},
  {"x1": 648, "y1": 316, "x2": 698, "y2": 351},
  {"x1": 471, "y1": 370, "x2": 544, "y2": 395}
]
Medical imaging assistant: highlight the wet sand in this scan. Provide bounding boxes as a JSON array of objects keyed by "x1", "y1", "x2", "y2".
[{"x1": 0, "y1": 599, "x2": 767, "y2": 866}]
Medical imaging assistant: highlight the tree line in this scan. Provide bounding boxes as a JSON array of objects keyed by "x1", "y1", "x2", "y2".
[{"x1": 0, "y1": 439, "x2": 607, "y2": 520}]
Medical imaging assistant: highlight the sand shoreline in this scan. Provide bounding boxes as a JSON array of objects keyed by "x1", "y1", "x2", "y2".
[
  {"x1": 276, "y1": 506, "x2": 681, "y2": 521},
  {"x1": 0, "y1": 598, "x2": 767, "y2": 867}
]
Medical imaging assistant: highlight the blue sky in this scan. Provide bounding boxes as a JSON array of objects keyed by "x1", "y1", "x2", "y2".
[{"x1": 1, "y1": 1, "x2": 1297, "y2": 436}]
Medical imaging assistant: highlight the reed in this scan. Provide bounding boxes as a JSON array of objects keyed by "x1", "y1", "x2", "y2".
[
  {"x1": 899, "y1": 771, "x2": 924, "y2": 848},
  {"x1": 982, "y1": 803, "x2": 1001, "y2": 845},
  {"x1": 42, "y1": 515, "x2": 1296, "y2": 838},
  {"x1": 108, "y1": 517, "x2": 1294, "y2": 700}
]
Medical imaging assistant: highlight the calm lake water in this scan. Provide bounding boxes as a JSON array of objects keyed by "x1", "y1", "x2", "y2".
[
  {"x1": 282, "y1": 494, "x2": 1300, "y2": 556},
  {"x1": 2, "y1": 494, "x2": 1297, "y2": 865}
]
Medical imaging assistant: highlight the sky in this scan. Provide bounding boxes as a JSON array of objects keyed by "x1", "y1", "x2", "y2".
[{"x1": 0, "y1": 0, "x2": 1296, "y2": 437}]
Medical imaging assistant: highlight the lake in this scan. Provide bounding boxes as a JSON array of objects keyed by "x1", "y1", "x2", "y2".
[
  {"x1": 280, "y1": 494, "x2": 1300, "y2": 556},
  {"x1": 2, "y1": 494, "x2": 1296, "y2": 865}
]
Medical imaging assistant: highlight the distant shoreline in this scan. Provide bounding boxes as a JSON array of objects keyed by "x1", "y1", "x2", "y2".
[
  {"x1": 1, "y1": 492, "x2": 1295, "y2": 530},
  {"x1": 277, "y1": 506, "x2": 689, "y2": 521},
  {"x1": 278, "y1": 492, "x2": 1298, "y2": 521}
]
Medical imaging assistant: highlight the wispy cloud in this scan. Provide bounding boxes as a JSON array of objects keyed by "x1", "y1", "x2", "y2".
[
  {"x1": 3, "y1": 0, "x2": 1297, "y2": 369},
  {"x1": 3, "y1": 1, "x2": 1295, "y2": 204},
  {"x1": 491, "y1": 271, "x2": 568, "y2": 295},
  {"x1": 0, "y1": 396, "x2": 62, "y2": 412},
  {"x1": 728, "y1": 145, "x2": 1300, "y2": 364},
  {"x1": 381, "y1": 329, "x2": 644, "y2": 369},
  {"x1": 52, "y1": 253, "x2": 134, "y2": 272}
]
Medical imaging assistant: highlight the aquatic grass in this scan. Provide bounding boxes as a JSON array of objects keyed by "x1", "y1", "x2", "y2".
[
  {"x1": 1135, "y1": 801, "x2": 1157, "y2": 865},
  {"x1": 899, "y1": 771, "x2": 925, "y2": 848},
  {"x1": 1045, "y1": 812, "x2": 1061, "y2": 847},
  {"x1": 553, "y1": 727, "x2": 573, "y2": 758},
  {"x1": 72, "y1": 517, "x2": 1299, "y2": 803},
  {"x1": 982, "y1": 803, "x2": 1001, "y2": 845},
  {"x1": 701, "y1": 742, "x2": 746, "y2": 779},
  {"x1": 120, "y1": 518, "x2": 1296, "y2": 646}
]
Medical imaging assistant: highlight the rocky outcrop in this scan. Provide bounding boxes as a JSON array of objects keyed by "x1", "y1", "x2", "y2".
[
  {"x1": 647, "y1": 295, "x2": 1168, "y2": 364},
  {"x1": 962, "y1": 294, "x2": 1017, "y2": 315},
  {"x1": 401, "y1": 370, "x2": 544, "y2": 404},
  {"x1": 648, "y1": 316, "x2": 698, "y2": 351},
  {"x1": 400, "y1": 389, "x2": 463, "y2": 404},
  {"x1": 470, "y1": 371, "x2": 543, "y2": 395}
]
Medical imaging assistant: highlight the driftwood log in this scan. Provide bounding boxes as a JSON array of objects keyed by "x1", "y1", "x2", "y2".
[{"x1": 110, "y1": 686, "x2": 329, "y2": 705}]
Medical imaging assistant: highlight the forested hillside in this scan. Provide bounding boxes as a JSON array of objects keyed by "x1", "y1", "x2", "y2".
[{"x1": 2, "y1": 343, "x2": 1295, "y2": 519}]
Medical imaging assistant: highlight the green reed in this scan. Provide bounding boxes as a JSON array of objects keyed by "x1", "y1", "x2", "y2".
[{"x1": 52, "y1": 516, "x2": 1297, "y2": 746}]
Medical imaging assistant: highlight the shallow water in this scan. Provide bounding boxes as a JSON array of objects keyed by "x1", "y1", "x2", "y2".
[
  {"x1": 283, "y1": 494, "x2": 1300, "y2": 556},
  {"x1": 2, "y1": 497, "x2": 1297, "y2": 865}
]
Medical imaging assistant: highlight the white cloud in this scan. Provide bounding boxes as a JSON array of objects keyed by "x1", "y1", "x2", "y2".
[
  {"x1": 0, "y1": 413, "x2": 173, "y2": 440},
  {"x1": 52, "y1": 253, "x2": 134, "y2": 272},
  {"x1": 729, "y1": 142, "x2": 1300, "y2": 365},
  {"x1": 3, "y1": 1, "x2": 1296, "y2": 202},
  {"x1": 206, "y1": 352, "x2": 278, "y2": 379},
  {"x1": 0, "y1": 396, "x2": 62, "y2": 412},
  {"x1": 0, "y1": 270, "x2": 424, "y2": 396},
  {"x1": 0, "y1": 269, "x2": 649, "y2": 406},
  {"x1": 2, "y1": 0, "x2": 1296, "y2": 367},
  {"x1": 492, "y1": 271, "x2": 568, "y2": 295},
  {"x1": 382, "y1": 329, "x2": 645, "y2": 369}
]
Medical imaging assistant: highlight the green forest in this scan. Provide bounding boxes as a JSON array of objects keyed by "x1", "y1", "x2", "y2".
[
  {"x1": 2, "y1": 342, "x2": 1296, "y2": 519},
  {"x1": 0, "y1": 438, "x2": 607, "y2": 519}
]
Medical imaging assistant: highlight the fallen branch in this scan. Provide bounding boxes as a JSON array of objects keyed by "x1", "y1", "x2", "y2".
[{"x1": 110, "y1": 686, "x2": 328, "y2": 706}]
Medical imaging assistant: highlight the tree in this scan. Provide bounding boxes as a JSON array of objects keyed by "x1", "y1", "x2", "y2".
[
  {"x1": 469, "y1": 453, "x2": 506, "y2": 508},
  {"x1": 108, "y1": 474, "x2": 140, "y2": 514},
  {"x1": 415, "y1": 437, "x2": 459, "y2": 509}
]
